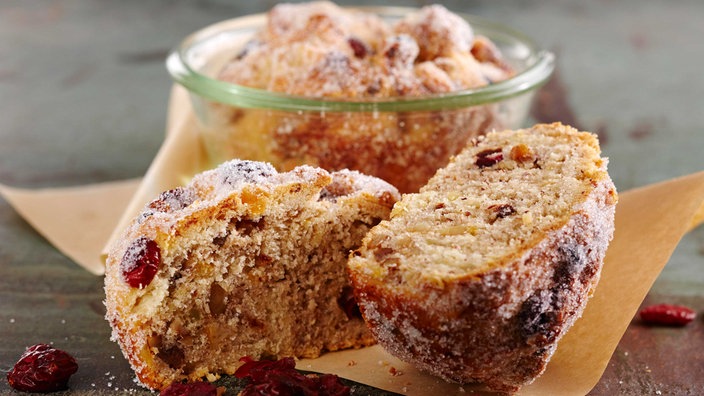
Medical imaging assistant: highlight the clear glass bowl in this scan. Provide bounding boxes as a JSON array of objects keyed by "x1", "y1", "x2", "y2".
[{"x1": 167, "y1": 7, "x2": 554, "y2": 193}]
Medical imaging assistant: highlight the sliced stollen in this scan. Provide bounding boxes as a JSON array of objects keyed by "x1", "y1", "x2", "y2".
[
  {"x1": 348, "y1": 123, "x2": 618, "y2": 393},
  {"x1": 104, "y1": 160, "x2": 399, "y2": 390}
]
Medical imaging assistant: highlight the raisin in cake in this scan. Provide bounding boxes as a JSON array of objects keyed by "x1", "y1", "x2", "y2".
[
  {"x1": 348, "y1": 123, "x2": 617, "y2": 393},
  {"x1": 104, "y1": 160, "x2": 399, "y2": 390},
  {"x1": 209, "y1": 2, "x2": 514, "y2": 193}
]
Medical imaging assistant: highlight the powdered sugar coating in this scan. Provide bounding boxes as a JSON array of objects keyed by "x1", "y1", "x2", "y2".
[
  {"x1": 325, "y1": 169, "x2": 401, "y2": 202},
  {"x1": 394, "y1": 4, "x2": 474, "y2": 60},
  {"x1": 202, "y1": 159, "x2": 277, "y2": 196},
  {"x1": 219, "y1": 2, "x2": 511, "y2": 99}
]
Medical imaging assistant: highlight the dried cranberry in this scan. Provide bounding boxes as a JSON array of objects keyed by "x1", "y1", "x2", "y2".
[
  {"x1": 121, "y1": 237, "x2": 161, "y2": 288},
  {"x1": 337, "y1": 286, "x2": 362, "y2": 320},
  {"x1": 640, "y1": 304, "x2": 696, "y2": 326},
  {"x1": 235, "y1": 356, "x2": 296, "y2": 380},
  {"x1": 160, "y1": 381, "x2": 220, "y2": 396},
  {"x1": 316, "y1": 374, "x2": 350, "y2": 395},
  {"x1": 7, "y1": 344, "x2": 78, "y2": 393},
  {"x1": 347, "y1": 37, "x2": 368, "y2": 58},
  {"x1": 235, "y1": 356, "x2": 350, "y2": 396},
  {"x1": 475, "y1": 148, "x2": 504, "y2": 168}
]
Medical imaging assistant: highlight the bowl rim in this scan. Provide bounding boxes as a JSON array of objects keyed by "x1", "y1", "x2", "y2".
[{"x1": 166, "y1": 6, "x2": 555, "y2": 112}]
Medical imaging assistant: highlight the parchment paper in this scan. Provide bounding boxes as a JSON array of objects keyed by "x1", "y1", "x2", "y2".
[{"x1": 1, "y1": 85, "x2": 703, "y2": 395}]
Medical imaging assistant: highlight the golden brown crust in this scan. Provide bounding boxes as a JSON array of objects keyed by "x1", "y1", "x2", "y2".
[{"x1": 348, "y1": 123, "x2": 617, "y2": 393}]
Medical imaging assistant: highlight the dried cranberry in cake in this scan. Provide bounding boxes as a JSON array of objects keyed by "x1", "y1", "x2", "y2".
[
  {"x1": 347, "y1": 37, "x2": 369, "y2": 58},
  {"x1": 160, "y1": 382, "x2": 222, "y2": 396},
  {"x1": 7, "y1": 344, "x2": 78, "y2": 393},
  {"x1": 121, "y1": 236, "x2": 161, "y2": 288},
  {"x1": 475, "y1": 148, "x2": 504, "y2": 168},
  {"x1": 235, "y1": 356, "x2": 350, "y2": 396}
]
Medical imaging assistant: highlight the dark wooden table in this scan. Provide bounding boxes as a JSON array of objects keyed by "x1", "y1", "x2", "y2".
[{"x1": 1, "y1": 1, "x2": 703, "y2": 394}]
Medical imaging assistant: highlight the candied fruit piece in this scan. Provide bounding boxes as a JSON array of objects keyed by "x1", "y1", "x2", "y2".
[
  {"x1": 7, "y1": 344, "x2": 78, "y2": 393},
  {"x1": 121, "y1": 236, "x2": 161, "y2": 288},
  {"x1": 509, "y1": 144, "x2": 534, "y2": 163}
]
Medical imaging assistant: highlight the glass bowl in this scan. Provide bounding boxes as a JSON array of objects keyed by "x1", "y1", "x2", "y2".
[{"x1": 166, "y1": 6, "x2": 554, "y2": 193}]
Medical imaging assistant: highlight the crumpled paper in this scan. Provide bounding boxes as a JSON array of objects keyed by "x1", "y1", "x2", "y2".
[{"x1": 1, "y1": 85, "x2": 703, "y2": 395}]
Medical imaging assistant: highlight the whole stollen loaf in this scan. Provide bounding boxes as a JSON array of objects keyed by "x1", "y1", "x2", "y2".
[
  {"x1": 104, "y1": 160, "x2": 399, "y2": 390},
  {"x1": 348, "y1": 123, "x2": 618, "y2": 393}
]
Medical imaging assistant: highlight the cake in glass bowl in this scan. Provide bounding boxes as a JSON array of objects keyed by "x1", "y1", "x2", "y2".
[{"x1": 169, "y1": 2, "x2": 546, "y2": 193}]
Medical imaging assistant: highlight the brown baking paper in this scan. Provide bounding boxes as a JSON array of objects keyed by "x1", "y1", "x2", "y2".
[{"x1": 1, "y1": 85, "x2": 703, "y2": 395}]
